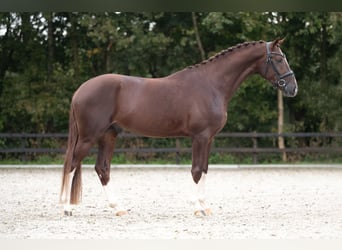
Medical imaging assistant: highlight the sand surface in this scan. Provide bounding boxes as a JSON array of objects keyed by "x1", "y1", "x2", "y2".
[{"x1": 1, "y1": 166, "x2": 342, "y2": 239}]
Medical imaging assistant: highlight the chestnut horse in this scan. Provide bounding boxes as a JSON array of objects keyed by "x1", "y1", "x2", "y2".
[{"x1": 60, "y1": 38, "x2": 297, "y2": 216}]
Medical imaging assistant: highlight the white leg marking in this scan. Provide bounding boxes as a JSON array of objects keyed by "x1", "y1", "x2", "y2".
[
  {"x1": 62, "y1": 169, "x2": 75, "y2": 215},
  {"x1": 197, "y1": 173, "x2": 206, "y2": 201},
  {"x1": 190, "y1": 173, "x2": 211, "y2": 215},
  {"x1": 102, "y1": 181, "x2": 127, "y2": 216}
]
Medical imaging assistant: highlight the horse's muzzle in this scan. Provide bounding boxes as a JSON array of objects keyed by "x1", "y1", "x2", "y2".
[{"x1": 282, "y1": 80, "x2": 298, "y2": 97}]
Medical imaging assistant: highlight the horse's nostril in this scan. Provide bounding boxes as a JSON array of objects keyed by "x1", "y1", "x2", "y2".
[{"x1": 293, "y1": 86, "x2": 298, "y2": 96}]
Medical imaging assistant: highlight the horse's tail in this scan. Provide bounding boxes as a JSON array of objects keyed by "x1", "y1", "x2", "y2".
[{"x1": 60, "y1": 103, "x2": 82, "y2": 205}]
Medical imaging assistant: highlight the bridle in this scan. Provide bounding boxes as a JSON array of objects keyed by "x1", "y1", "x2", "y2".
[{"x1": 264, "y1": 42, "x2": 294, "y2": 89}]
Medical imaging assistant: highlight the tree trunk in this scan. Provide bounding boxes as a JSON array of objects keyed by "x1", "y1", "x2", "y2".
[
  {"x1": 191, "y1": 12, "x2": 205, "y2": 61},
  {"x1": 69, "y1": 13, "x2": 80, "y2": 78},
  {"x1": 46, "y1": 12, "x2": 54, "y2": 81},
  {"x1": 0, "y1": 14, "x2": 14, "y2": 96},
  {"x1": 320, "y1": 13, "x2": 328, "y2": 86},
  {"x1": 278, "y1": 89, "x2": 287, "y2": 161},
  {"x1": 105, "y1": 40, "x2": 113, "y2": 73}
]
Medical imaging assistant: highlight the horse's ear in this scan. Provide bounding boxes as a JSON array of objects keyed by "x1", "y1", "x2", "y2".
[
  {"x1": 271, "y1": 37, "x2": 285, "y2": 48},
  {"x1": 278, "y1": 37, "x2": 285, "y2": 45}
]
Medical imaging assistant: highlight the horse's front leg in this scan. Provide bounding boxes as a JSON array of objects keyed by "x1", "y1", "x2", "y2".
[
  {"x1": 190, "y1": 135, "x2": 213, "y2": 216},
  {"x1": 95, "y1": 130, "x2": 127, "y2": 216}
]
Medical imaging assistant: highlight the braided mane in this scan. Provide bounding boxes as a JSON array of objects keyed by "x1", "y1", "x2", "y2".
[{"x1": 187, "y1": 40, "x2": 265, "y2": 69}]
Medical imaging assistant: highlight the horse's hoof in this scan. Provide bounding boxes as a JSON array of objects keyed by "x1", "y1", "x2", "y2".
[
  {"x1": 204, "y1": 208, "x2": 212, "y2": 216},
  {"x1": 194, "y1": 210, "x2": 206, "y2": 217},
  {"x1": 115, "y1": 210, "x2": 128, "y2": 216},
  {"x1": 194, "y1": 208, "x2": 212, "y2": 217},
  {"x1": 64, "y1": 210, "x2": 73, "y2": 216}
]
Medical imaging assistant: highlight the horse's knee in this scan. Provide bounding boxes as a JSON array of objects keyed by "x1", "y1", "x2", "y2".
[{"x1": 191, "y1": 167, "x2": 202, "y2": 184}]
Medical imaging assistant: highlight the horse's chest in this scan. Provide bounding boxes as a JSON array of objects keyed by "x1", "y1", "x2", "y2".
[{"x1": 209, "y1": 110, "x2": 227, "y2": 129}]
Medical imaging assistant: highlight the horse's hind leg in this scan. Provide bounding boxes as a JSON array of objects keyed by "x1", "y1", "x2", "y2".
[
  {"x1": 95, "y1": 126, "x2": 127, "y2": 216},
  {"x1": 63, "y1": 138, "x2": 94, "y2": 216}
]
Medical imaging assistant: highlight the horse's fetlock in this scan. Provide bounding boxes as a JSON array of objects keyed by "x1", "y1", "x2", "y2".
[{"x1": 191, "y1": 168, "x2": 202, "y2": 184}]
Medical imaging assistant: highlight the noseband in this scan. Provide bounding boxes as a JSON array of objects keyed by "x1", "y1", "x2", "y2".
[{"x1": 265, "y1": 42, "x2": 294, "y2": 89}]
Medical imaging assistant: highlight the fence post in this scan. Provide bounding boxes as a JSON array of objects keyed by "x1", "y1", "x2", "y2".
[
  {"x1": 252, "y1": 131, "x2": 258, "y2": 164},
  {"x1": 175, "y1": 138, "x2": 180, "y2": 164},
  {"x1": 20, "y1": 135, "x2": 28, "y2": 162}
]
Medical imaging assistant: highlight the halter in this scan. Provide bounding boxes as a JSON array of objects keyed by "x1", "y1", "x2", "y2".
[{"x1": 265, "y1": 42, "x2": 294, "y2": 89}]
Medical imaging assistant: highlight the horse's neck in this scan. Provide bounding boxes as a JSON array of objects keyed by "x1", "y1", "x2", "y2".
[
  {"x1": 170, "y1": 42, "x2": 265, "y2": 104},
  {"x1": 210, "y1": 45, "x2": 265, "y2": 103}
]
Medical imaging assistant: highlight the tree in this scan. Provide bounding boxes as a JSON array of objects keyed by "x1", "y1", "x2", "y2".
[
  {"x1": 191, "y1": 12, "x2": 205, "y2": 61},
  {"x1": 0, "y1": 13, "x2": 18, "y2": 97},
  {"x1": 0, "y1": 12, "x2": 341, "y2": 139}
]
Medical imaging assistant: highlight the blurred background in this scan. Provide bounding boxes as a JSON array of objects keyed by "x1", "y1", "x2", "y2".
[{"x1": 0, "y1": 12, "x2": 341, "y2": 164}]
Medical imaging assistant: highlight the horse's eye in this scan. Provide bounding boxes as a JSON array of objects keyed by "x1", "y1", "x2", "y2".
[{"x1": 277, "y1": 58, "x2": 283, "y2": 63}]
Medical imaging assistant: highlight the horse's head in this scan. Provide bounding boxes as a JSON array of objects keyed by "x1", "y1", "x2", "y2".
[{"x1": 260, "y1": 38, "x2": 298, "y2": 97}]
